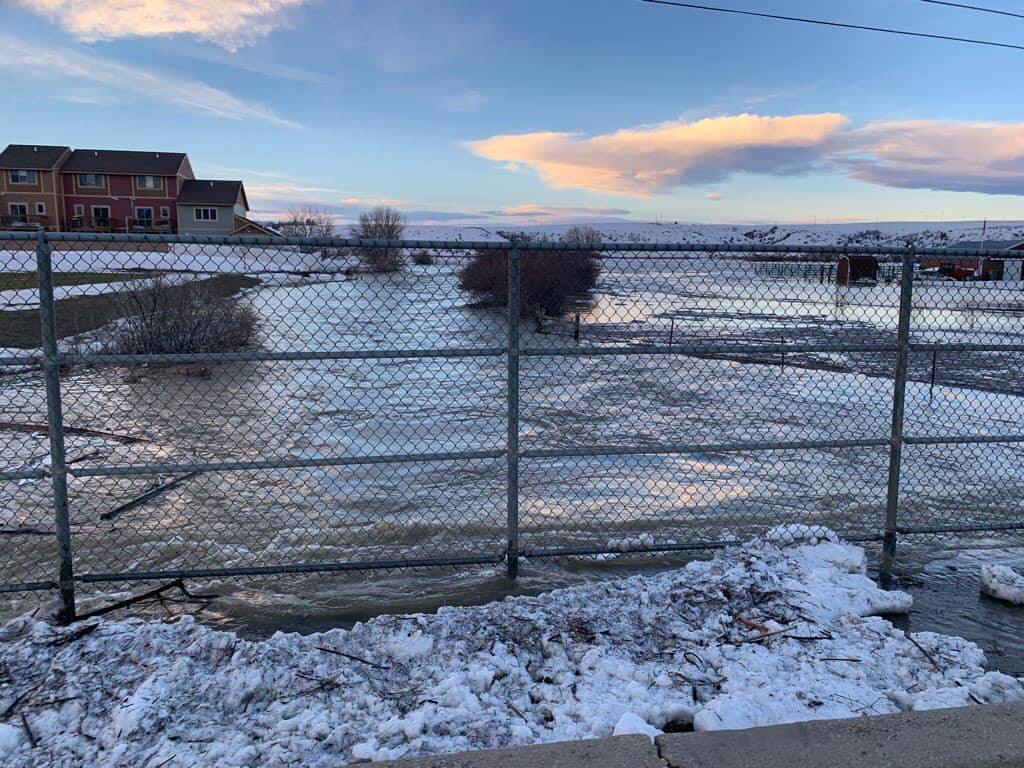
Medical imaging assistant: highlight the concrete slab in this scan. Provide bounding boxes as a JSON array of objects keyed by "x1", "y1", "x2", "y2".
[
  {"x1": 363, "y1": 734, "x2": 664, "y2": 768},
  {"x1": 657, "y1": 703, "x2": 1024, "y2": 768}
]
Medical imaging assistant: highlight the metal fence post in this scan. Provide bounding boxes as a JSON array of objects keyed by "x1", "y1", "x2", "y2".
[
  {"x1": 883, "y1": 250, "x2": 915, "y2": 572},
  {"x1": 506, "y1": 244, "x2": 521, "y2": 577},
  {"x1": 36, "y1": 228, "x2": 76, "y2": 622}
]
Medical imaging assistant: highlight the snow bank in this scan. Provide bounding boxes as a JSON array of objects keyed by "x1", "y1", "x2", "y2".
[
  {"x1": 980, "y1": 564, "x2": 1024, "y2": 606},
  {"x1": 0, "y1": 534, "x2": 1021, "y2": 767}
]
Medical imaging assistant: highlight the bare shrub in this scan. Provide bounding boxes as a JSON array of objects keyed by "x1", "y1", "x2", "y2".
[
  {"x1": 349, "y1": 206, "x2": 406, "y2": 273},
  {"x1": 276, "y1": 207, "x2": 337, "y2": 259},
  {"x1": 411, "y1": 250, "x2": 435, "y2": 266},
  {"x1": 458, "y1": 230, "x2": 601, "y2": 318},
  {"x1": 103, "y1": 276, "x2": 260, "y2": 355},
  {"x1": 277, "y1": 207, "x2": 335, "y2": 239}
]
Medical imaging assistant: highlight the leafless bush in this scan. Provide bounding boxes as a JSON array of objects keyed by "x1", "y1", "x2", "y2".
[
  {"x1": 277, "y1": 207, "x2": 335, "y2": 239},
  {"x1": 276, "y1": 207, "x2": 337, "y2": 258},
  {"x1": 411, "y1": 250, "x2": 435, "y2": 266},
  {"x1": 349, "y1": 206, "x2": 406, "y2": 272},
  {"x1": 103, "y1": 276, "x2": 260, "y2": 355},
  {"x1": 458, "y1": 229, "x2": 601, "y2": 318}
]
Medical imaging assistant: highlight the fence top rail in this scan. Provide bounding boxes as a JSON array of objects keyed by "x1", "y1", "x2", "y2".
[{"x1": 0, "y1": 229, "x2": 1019, "y2": 258}]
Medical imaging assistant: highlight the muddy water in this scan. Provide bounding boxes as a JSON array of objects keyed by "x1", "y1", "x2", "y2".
[{"x1": 2, "y1": 258, "x2": 1023, "y2": 673}]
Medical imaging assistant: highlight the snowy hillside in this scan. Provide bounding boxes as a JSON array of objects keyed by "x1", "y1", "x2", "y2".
[{"x1": 404, "y1": 220, "x2": 1024, "y2": 249}]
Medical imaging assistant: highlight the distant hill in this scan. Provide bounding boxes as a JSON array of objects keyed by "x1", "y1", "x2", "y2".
[{"x1": 404, "y1": 220, "x2": 1024, "y2": 249}]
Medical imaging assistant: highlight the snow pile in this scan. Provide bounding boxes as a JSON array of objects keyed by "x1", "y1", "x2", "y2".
[
  {"x1": 980, "y1": 564, "x2": 1024, "y2": 606},
  {"x1": 1, "y1": 533, "x2": 1022, "y2": 767}
]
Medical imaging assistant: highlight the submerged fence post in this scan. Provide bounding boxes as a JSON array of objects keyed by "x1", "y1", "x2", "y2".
[
  {"x1": 506, "y1": 244, "x2": 521, "y2": 577},
  {"x1": 36, "y1": 228, "x2": 76, "y2": 622},
  {"x1": 883, "y1": 251, "x2": 915, "y2": 573}
]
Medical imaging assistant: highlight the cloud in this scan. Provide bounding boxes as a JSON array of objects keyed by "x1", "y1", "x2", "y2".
[
  {"x1": 14, "y1": 0, "x2": 310, "y2": 50},
  {"x1": 440, "y1": 90, "x2": 487, "y2": 114},
  {"x1": 0, "y1": 35, "x2": 299, "y2": 127},
  {"x1": 704, "y1": 192, "x2": 725, "y2": 201},
  {"x1": 467, "y1": 113, "x2": 1024, "y2": 198},
  {"x1": 839, "y1": 120, "x2": 1024, "y2": 196},
  {"x1": 483, "y1": 205, "x2": 632, "y2": 219},
  {"x1": 466, "y1": 113, "x2": 848, "y2": 196}
]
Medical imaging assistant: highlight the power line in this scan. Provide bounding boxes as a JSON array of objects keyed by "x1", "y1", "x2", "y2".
[
  {"x1": 920, "y1": 1, "x2": 1024, "y2": 21},
  {"x1": 640, "y1": 0, "x2": 1024, "y2": 52}
]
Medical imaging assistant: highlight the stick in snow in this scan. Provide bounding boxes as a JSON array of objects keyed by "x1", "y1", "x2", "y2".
[
  {"x1": 907, "y1": 634, "x2": 941, "y2": 671},
  {"x1": 315, "y1": 646, "x2": 389, "y2": 670},
  {"x1": 99, "y1": 471, "x2": 200, "y2": 521},
  {"x1": 736, "y1": 625, "x2": 797, "y2": 644}
]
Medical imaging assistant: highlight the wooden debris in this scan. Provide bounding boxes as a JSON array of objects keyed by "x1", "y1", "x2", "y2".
[
  {"x1": 907, "y1": 634, "x2": 941, "y2": 671},
  {"x1": 735, "y1": 616, "x2": 771, "y2": 633},
  {"x1": 100, "y1": 471, "x2": 200, "y2": 521},
  {"x1": 0, "y1": 421, "x2": 150, "y2": 444},
  {"x1": 75, "y1": 579, "x2": 210, "y2": 621},
  {"x1": 20, "y1": 712, "x2": 37, "y2": 748},
  {"x1": 315, "y1": 646, "x2": 389, "y2": 670},
  {"x1": 0, "y1": 526, "x2": 51, "y2": 537},
  {"x1": 736, "y1": 625, "x2": 797, "y2": 644}
]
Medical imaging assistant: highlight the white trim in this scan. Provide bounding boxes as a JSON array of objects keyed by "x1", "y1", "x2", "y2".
[
  {"x1": 35, "y1": 202, "x2": 46, "y2": 215},
  {"x1": 194, "y1": 207, "x2": 218, "y2": 222}
]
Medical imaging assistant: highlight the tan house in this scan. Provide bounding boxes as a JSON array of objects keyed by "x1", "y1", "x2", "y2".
[{"x1": 0, "y1": 144, "x2": 71, "y2": 230}]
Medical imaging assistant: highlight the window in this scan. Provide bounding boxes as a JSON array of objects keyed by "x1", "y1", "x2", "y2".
[
  {"x1": 9, "y1": 203, "x2": 28, "y2": 220},
  {"x1": 136, "y1": 175, "x2": 162, "y2": 190},
  {"x1": 194, "y1": 207, "x2": 218, "y2": 221},
  {"x1": 73, "y1": 204, "x2": 84, "y2": 217},
  {"x1": 91, "y1": 206, "x2": 110, "y2": 224},
  {"x1": 10, "y1": 170, "x2": 37, "y2": 184},
  {"x1": 135, "y1": 207, "x2": 153, "y2": 222},
  {"x1": 78, "y1": 173, "x2": 105, "y2": 188},
  {"x1": 159, "y1": 206, "x2": 170, "y2": 219},
  {"x1": 36, "y1": 203, "x2": 46, "y2": 215}
]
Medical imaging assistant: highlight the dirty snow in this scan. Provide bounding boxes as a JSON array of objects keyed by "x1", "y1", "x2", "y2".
[
  {"x1": 1, "y1": 532, "x2": 1021, "y2": 767},
  {"x1": 980, "y1": 564, "x2": 1024, "y2": 606}
]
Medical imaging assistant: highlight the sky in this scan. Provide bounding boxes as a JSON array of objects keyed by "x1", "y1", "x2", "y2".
[{"x1": 2, "y1": 0, "x2": 1024, "y2": 225}]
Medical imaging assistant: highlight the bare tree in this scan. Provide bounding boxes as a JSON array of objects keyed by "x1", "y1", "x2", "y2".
[
  {"x1": 349, "y1": 206, "x2": 406, "y2": 272},
  {"x1": 275, "y1": 207, "x2": 337, "y2": 259},
  {"x1": 278, "y1": 206, "x2": 335, "y2": 239}
]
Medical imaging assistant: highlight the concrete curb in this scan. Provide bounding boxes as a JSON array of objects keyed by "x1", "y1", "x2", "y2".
[
  {"x1": 363, "y1": 704, "x2": 1024, "y2": 768},
  {"x1": 657, "y1": 702, "x2": 1024, "y2": 768},
  {"x1": 362, "y1": 734, "x2": 664, "y2": 767}
]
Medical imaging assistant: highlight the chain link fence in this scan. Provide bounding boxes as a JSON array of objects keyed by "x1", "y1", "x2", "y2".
[{"x1": 1, "y1": 230, "x2": 1022, "y2": 621}]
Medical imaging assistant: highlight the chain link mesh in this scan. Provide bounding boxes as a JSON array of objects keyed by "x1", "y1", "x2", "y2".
[{"x1": 0, "y1": 233, "x2": 1021, "y2": 598}]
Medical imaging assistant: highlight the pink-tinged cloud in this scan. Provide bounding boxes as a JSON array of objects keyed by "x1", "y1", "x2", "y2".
[
  {"x1": 494, "y1": 204, "x2": 631, "y2": 217},
  {"x1": 841, "y1": 120, "x2": 1024, "y2": 196},
  {"x1": 15, "y1": 0, "x2": 310, "y2": 50},
  {"x1": 465, "y1": 113, "x2": 848, "y2": 197},
  {"x1": 704, "y1": 192, "x2": 724, "y2": 201}
]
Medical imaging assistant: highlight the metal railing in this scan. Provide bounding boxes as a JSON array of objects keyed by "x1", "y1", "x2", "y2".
[{"x1": 1, "y1": 229, "x2": 1023, "y2": 622}]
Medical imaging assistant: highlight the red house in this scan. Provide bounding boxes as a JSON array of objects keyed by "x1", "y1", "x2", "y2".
[{"x1": 60, "y1": 149, "x2": 195, "y2": 233}]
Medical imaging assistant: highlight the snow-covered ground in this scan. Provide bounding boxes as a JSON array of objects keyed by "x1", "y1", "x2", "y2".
[
  {"x1": 0, "y1": 530, "x2": 1021, "y2": 767},
  {"x1": 981, "y1": 565, "x2": 1024, "y2": 606},
  {"x1": 405, "y1": 219, "x2": 1024, "y2": 249},
  {"x1": 0, "y1": 243, "x2": 322, "y2": 275}
]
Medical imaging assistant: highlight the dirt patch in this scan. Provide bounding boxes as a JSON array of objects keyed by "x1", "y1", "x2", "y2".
[
  {"x1": 0, "y1": 273, "x2": 261, "y2": 348},
  {"x1": 0, "y1": 271, "x2": 155, "y2": 291}
]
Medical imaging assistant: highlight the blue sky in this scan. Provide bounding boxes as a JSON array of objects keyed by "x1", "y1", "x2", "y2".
[{"x1": 3, "y1": 0, "x2": 1024, "y2": 224}]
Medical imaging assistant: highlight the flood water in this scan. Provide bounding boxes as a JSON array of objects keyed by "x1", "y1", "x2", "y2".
[{"x1": 2, "y1": 251, "x2": 1023, "y2": 675}]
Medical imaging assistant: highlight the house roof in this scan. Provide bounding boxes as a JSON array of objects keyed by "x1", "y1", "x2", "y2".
[
  {"x1": 177, "y1": 180, "x2": 247, "y2": 208},
  {"x1": 952, "y1": 239, "x2": 1024, "y2": 251},
  {"x1": 62, "y1": 149, "x2": 188, "y2": 175},
  {"x1": 0, "y1": 144, "x2": 70, "y2": 170}
]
